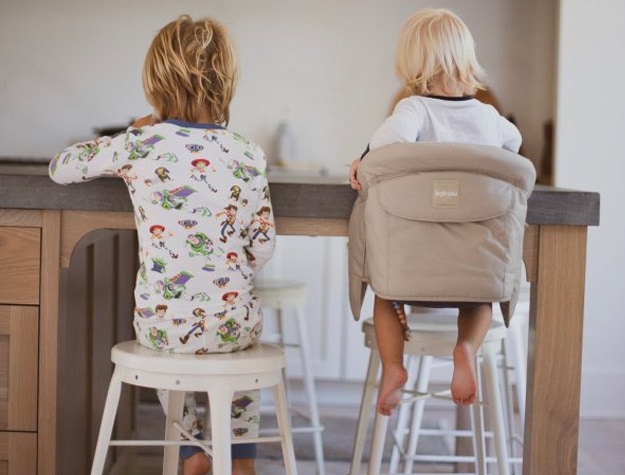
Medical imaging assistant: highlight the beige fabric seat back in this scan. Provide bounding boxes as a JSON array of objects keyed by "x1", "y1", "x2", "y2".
[{"x1": 348, "y1": 142, "x2": 536, "y2": 326}]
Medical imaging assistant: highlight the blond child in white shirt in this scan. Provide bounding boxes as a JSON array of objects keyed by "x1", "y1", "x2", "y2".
[{"x1": 349, "y1": 7, "x2": 521, "y2": 416}]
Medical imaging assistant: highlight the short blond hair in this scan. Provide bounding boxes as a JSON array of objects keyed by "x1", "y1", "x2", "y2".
[
  {"x1": 143, "y1": 15, "x2": 237, "y2": 125},
  {"x1": 395, "y1": 8, "x2": 485, "y2": 96}
]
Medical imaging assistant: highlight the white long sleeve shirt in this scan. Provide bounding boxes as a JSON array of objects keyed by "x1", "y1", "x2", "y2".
[{"x1": 369, "y1": 95, "x2": 522, "y2": 153}]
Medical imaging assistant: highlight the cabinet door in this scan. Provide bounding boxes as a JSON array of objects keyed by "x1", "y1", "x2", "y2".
[
  {"x1": 0, "y1": 228, "x2": 40, "y2": 305},
  {"x1": 0, "y1": 306, "x2": 38, "y2": 431},
  {"x1": 0, "y1": 432, "x2": 37, "y2": 475}
]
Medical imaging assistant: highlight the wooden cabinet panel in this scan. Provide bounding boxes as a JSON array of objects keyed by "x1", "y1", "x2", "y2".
[
  {"x1": 56, "y1": 230, "x2": 138, "y2": 475},
  {"x1": 0, "y1": 228, "x2": 40, "y2": 305},
  {"x1": 0, "y1": 432, "x2": 37, "y2": 475},
  {"x1": 0, "y1": 306, "x2": 38, "y2": 431}
]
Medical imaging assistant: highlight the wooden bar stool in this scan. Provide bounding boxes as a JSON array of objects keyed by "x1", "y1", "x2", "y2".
[
  {"x1": 349, "y1": 312, "x2": 511, "y2": 475},
  {"x1": 255, "y1": 279, "x2": 326, "y2": 475},
  {"x1": 90, "y1": 341, "x2": 298, "y2": 475}
]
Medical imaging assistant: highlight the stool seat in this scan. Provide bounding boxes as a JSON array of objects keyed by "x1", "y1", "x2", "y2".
[
  {"x1": 112, "y1": 340, "x2": 286, "y2": 376},
  {"x1": 255, "y1": 279, "x2": 307, "y2": 307},
  {"x1": 364, "y1": 313, "x2": 508, "y2": 355},
  {"x1": 91, "y1": 341, "x2": 298, "y2": 475}
]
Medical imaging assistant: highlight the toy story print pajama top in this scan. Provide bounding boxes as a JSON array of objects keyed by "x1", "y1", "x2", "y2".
[{"x1": 50, "y1": 119, "x2": 277, "y2": 444}]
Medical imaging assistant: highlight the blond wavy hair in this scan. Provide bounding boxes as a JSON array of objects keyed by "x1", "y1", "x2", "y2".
[
  {"x1": 395, "y1": 8, "x2": 485, "y2": 96},
  {"x1": 142, "y1": 15, "x2": 237, "y2": 125}
]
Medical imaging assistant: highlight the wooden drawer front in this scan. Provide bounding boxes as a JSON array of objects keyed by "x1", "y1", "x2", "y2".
[
  {"x1": 0, "y1": 432, "x2": 37, "y2": 475},
  {"x1": 0, "y1": 228, "x2": 40, "y2": 305},
  {"x1": 0, "y1": 306, "x2": 38, "y2": 431}
]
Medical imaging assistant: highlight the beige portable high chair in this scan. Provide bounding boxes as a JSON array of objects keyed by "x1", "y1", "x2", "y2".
[{"x1": 347, "y1": 143, "x2": 536, "y2": 474}]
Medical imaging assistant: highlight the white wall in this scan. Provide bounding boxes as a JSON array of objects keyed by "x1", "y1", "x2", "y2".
[
  {"x1": 0, "y1": 0, "x2": 554, "y2": 172},
  {"x1": 556, "y1": 0, "x2": 625, "y2": 418}
]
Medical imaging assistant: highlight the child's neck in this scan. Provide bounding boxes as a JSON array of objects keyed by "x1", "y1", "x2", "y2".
[
  {"x1": 194, "y1": 111, "x2": 216, "y2": 124},
  {"x1": 429, "y1": 82, "x2": 466, "y2": 98}
]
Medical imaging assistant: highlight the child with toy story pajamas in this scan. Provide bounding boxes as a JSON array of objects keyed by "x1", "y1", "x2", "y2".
[{"x1": 49, "y1": 15, "x2": 274, "y2": 475}]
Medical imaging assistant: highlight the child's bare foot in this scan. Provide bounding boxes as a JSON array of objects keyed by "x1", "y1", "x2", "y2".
[
  {"x1": 451, "y1": 342, "x2": 477, "y2": 405},
  {"x1": 182, "y1": 451, "x2": 211, "y2": 475},
  {"x1": 377, "y1": 363, "x2": 408, "y2": 416}
]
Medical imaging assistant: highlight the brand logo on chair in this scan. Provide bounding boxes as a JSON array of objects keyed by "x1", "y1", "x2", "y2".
[{"x1": 432, "y1": 180, "x2": 460, "y2": 208}]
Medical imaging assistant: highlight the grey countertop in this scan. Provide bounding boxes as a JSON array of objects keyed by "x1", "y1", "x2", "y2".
[{"x1": 0, "y1": 161, "x2": 600, "y2": 226}]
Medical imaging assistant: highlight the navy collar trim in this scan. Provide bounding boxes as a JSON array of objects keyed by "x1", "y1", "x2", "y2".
[
  {"x1": 425, "y1": 95, "x2": 474, "y2": 101},
  {"x1": 164, "y1": 119, "x2": 226, "y2": 130}
]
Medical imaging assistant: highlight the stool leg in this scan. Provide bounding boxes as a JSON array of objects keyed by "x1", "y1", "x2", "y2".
[
  {"x1": 508, "y1": 319, "x2": 527, "y2": 424},
  {"x1": 500, "y1": 339, "x2": 519, "y2": 460},
  {"x1": 349, "y1": 349, "x2": 381, "y2": 475},
  {"x1": 91, "y1": 368, "x2": 123, "y2": 475},
  {"x1": 162, "y1": 390, "x2": 185, "y2": 475},
  {"x1": 207, "y1": 387, "x2": 234, "y2": 475},
  {"x1": 367, "y1": 414, "x2": 389, "y2": 475},
  {"x1": 388, "y1": 355, "x2": 418, "y2": 473},
  {"x1": 401, "y1": 355, "x2": 434, "y2": 474},
  {"x1": 471, "y1": 357, "x2": 487, "y2": 475},
  {"x1": 276, "y1": 308, "x2": 286, "y2": 348},
  {"x1": 274, "y1": 377, "x2": 299, "y2": 475},
  {"x1": 293, "y1": 305, "x2": 325, "y2": 475},
  {"x1": 482, "y1": 342, "x2": 511, "y2": 475}
]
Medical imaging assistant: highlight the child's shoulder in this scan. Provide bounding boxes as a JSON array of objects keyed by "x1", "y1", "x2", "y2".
[
  {"x1": 147, "y1": 122, "x2": 265, "y2": 154},
  {"x1": 392, "y1": 95, "x2": 429, "y2": 114}
]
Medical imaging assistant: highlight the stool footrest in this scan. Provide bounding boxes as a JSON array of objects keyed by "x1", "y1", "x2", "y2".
[
  {"x1": 109, "y1": 436, "x2": 286, "y2": 447},
  {"x1": 260, "y1": 425, "x2": 324, "y2": 435}
]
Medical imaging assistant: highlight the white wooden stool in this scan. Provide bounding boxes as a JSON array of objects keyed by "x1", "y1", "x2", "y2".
[
  {"x1": 90, "y1": 341, "x2": 298, "y2": 475},
  {"x1": 349, "y1": 312, "x2": 511, "y2": 475},
  {"x1": 386, "y1": 310, "x2": 526, "y2": 474},
  {"x1": 255, "y1": 279, "x2": 326, "y2": 475}
]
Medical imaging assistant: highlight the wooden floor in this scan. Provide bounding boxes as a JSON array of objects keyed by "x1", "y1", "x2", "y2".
[{"x1": 110, "y1": 403, "x2": 625, "y2": 475}]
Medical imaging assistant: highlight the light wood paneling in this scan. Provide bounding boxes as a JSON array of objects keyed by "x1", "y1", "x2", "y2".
[
  {"x1": 91, "y1": 232, "x2": 117, "y2": 466},
  {"x1": 60, "y1": 211, "x2": 134, "y2": 268},
  {"x1": 38, "y1": 210, "x2": 60, "y2": 475},
  {"x1": 275, "y1": 217, "x2": 347, "y2": 236},
  {"x1": 0, "y1": 210, "x2": 41, "y2": 227},
  {"x1": 0, "y1": 432, "x2": 37, "y2": 475},
  {"x1": 0, "y1": 228, "x2": 40, "y2": 305},
  {"x1": 524, "y1": 225, "x2": 587, "y2": 475},
  {"x1": 56, "y1": 230, "x2": 138, "y2": 475},
  {"x1": 0, "y1": 306, "x2": 38, "y2": 431}
]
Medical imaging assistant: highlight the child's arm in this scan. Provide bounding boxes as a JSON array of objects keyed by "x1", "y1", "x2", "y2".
[
  {"x1": 245, "y1": 153, "x2": 276, "y2": 270},
  {"x1": 349, "y1": 158, "x2": 362, "y2": 190},
  {"x1": 350, "y1": 98, "x2": 421, "y2": 191},
  {"x1": 369, "y1": 98, "x2": 423, "y2": 150},
  {"x1": 49, "y1": 132, "x2": 130, "y2": 184},
  {"x1": 246, "y1": 202, "x2": 275, "y2": 270},
  {"x1": 500, "y1": 117, "x2": 522, "y2": 153}
]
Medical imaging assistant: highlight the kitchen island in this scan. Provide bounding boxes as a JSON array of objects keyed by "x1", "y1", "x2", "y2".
[{"x1": 0, "y1": 164, "x2": 600, "y2": 475}]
